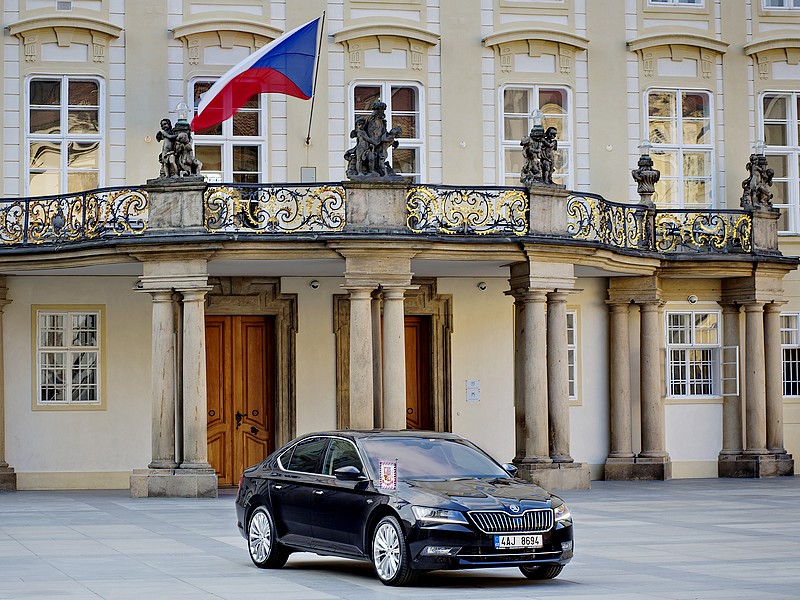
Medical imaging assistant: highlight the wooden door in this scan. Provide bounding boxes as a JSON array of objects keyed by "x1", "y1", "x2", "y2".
[
  {"x1": 206, "y1": 315, "x2": 274, "y2": 486},
  {"x1": 404, "y1": 315, "x2": 432, "y2": 430}
]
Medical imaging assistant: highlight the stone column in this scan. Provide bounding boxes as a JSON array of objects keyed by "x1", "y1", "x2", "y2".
[
  {"x1": 180, "y1": 287, "x2": 213, "y2": 470},
  {"x1": 382, "y1": 287, "x2": 408, "y2": 430},
  {"x1": 522, "y1": 290, "x2": 551, "y2": 463},
  {"x1": 348, "y1": 286, "x2": 375, "y2": 429},
  {"x1": 606, "y1": 301, "x2": 635, "y2": 463},
  {"x1": 638, "y1": 301, "x2": 668, "y2": 460},
  {"x1": 148, "y1": 290, "x2": 178, "y2": 469},
  {"x1": 547, "y1": 291, "x2": 573, "y2": 463},
  {"x1": 719, "y1": 303, "x2": 743, "y2": 458},
  {"x1": 0, "y1": 283, "x2": 16, "y2": 491},
  {"x1": 743, "y1": 302, "x2": 769, "y2": 456},
  {"x1": 512, "y1": 297, "x2": 526, "y2": 460},
  {"x1": 371, "y1": 292, "x2": 384, "y2": 428},
  {"x1": 764, "y1": 302, "x2": 787, "y2": 456}
]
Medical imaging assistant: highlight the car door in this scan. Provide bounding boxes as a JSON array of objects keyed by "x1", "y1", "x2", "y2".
[
  {"x1": 269, "y1": 436, "x2": 329, "y2": 548},
  {"x1": 310, "y1": 437, "x2": 378, "y2": 557}
]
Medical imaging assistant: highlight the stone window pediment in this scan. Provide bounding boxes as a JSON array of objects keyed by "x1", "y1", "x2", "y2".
[
  {"x1": 8, "y1": 15, "x2": 122, "y2": 63},
  {"x1": 483, "y1": 28, "x2": 588, "y2": 76},
  {"x1": 745, "y1": 34, "x2": 800, "y2": 80},
  {"x1": 172, "y1": 20, "x2": 283, "y2": 65},
  {"x1": 627, "y1": 30, "x2": 728, "y2": 78},
  {"x1": 333, "y1": 22, "x2": 439, "y2": 70}
]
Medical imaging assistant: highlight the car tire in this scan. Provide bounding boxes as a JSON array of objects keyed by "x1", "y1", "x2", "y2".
[
  {"x1": 247, "y1": 505, "x2": 289, "y2": 569},
  {"x1": 519, "y1": 564, "x2": 564, "y2": 580},
  {"x1": 371, "y1": 516, "x2": 417, "y2": 586}
]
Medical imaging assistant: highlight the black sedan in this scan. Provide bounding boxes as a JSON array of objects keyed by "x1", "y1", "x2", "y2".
[{"x1": 235, "y1": 430, "x2": 573, "y2": 586}]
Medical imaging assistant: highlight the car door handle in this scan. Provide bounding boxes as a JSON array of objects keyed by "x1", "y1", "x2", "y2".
[
  {"x1": 313, "y1": 490, "x2": 324, "y2": 496},
  {"x1": 272, "y1": 484, "x2": 283, "y2": 490}
]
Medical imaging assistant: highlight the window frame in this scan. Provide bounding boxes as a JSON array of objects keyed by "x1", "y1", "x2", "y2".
[
  {"x1": 781, "y1": 313, "x2": 800, "y2": 397},
  {"x1": 25, "y1": 75, "x2": 105, "y2": 197},
  {"x1": 348, "y1": 80, "x2": 426, "y2": 182},
  {"x1": 648, "y1": 0, "x2": 704, "y2": 6},
  {"x1": 189, "y1": 77, "x2": 269, "y2": 184},
  {"x1": 759, "y1": 91, "x2": 800, "y2": 234},
  {"x1": 665, "y1": 310, "x2": 722, "y2": 399},
  {"x1": 32, "y1": 305, "x2": 106, "y2": 411},
  {"x1": 499, "y1": 83, "x2": 574, "y2": 189},
  {"x1": 763, "y1": 0, "x2": 800, "y2": 9},
  {"x1": 645, "y1": 87, "x2": 716, "y2": 209},
  {"x1": 567, "y1": 309, "x2": 579, "y2": 403},
  {"x1": 322, "y1": 437, "x2": 367, "y2": 477}
]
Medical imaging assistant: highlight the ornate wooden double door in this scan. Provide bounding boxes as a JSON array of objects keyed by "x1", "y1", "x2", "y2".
[{"x1": 205, "y1": 316, "x2": 275, "y2": 486}]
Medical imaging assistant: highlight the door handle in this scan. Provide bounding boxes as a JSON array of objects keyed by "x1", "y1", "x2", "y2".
[
  {"x1": 313, "y1": 490, "x2": 324, "y2": 496},
  {"x1": 250, "y1": 426, "x2": 259, "y2": 435},
  {"x1": 273, "y1": 484, "x2": 283, "y2": 490},
  {"x1": 235, "y1": 411, "x2": 245, "y2": 430}
]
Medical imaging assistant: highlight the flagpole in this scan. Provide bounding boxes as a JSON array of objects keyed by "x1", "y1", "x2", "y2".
[{"x1": 305, "y1": 11, "x2": 326, "y2": 146}]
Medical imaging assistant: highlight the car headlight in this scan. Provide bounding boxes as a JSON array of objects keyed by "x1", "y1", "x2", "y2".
[
  {"x1": 411, "y1": 506, "x2": 468, "y2": 525},
  {"x1": 553, "y1": 502, "x2": 571, "y2": 522}
]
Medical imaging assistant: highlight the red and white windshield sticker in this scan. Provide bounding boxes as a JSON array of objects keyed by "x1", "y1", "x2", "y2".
[{"x1": 379, "y1": 461, "x2": 397, "y2": 491}]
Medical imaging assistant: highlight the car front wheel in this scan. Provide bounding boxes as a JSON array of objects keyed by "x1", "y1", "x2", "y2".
[
  {"x1": 519, "y1": 564, "x2": 563, "y2": 580},
  {"x1": 247, "y1": 505, "x2": 289, "y2": 569},
  {"x1": 371, "y1": 516, "x2": 417, "y2": 586}
]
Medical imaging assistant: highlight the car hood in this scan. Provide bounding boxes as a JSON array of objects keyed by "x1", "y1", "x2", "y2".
[{"x1": 398, "y1": 477, "x2": 553, "y2": 511}]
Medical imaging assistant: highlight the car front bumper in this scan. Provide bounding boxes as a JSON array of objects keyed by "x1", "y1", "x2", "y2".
[{"x1": 406, "y1": 520, "x2": 574, "y2": 571}]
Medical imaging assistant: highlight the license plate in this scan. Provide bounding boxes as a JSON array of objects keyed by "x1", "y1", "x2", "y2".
[{"x1": 494, "y1": 534, "x2": 543, "y2": 549}]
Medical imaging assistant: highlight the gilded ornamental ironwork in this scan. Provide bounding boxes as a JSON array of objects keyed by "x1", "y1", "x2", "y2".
[
  {"x1": 0, "y1": 187, "x2": 148, "y2": 246},
  {"x1": 406, "y1": 185, "x2": 528, "y2": 235},
  {"x1": 204, "y1": 184, "x2": 346, "y2": 233},
  {"x1": 566, "y1": 192, "x2": 651, "y2": 250},
  {"x1": 654, "y1": 210, "x2": 752, "y2": 254}
]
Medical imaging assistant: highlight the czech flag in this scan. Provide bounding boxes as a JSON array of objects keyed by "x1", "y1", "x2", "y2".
[{"x1": 191, "y1": 17, "x2": 321, "y2": 132}]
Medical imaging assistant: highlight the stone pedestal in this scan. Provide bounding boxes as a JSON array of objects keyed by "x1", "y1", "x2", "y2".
[
  {"x1": 514, "y1": 460, "x2": 591, "y2": 490},
  {"x1": 527, "y1": 184, "x2": 569, "y2": 236},
  {"x1": 719, "y1": 453, "x2": 794, "y2": 478},
  {"x1": 605, "y1": 456, "x2": 672, "y2": 481},
  {"x1": 0, "y1": 466, "x2": 16, "y2": 491},
  {"x1": 343, "y1": 180, "x2": 410, "y2": 233},
  {"x1": 144, "y1": 176, "x2": 207, "y2": 231},
  {"x1": 130, "y1": 468, "x2": 218, "y2": 498}
]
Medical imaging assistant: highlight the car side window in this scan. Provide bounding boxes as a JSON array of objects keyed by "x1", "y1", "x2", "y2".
[
  {"x1": 286, "y1": 437, "x2": 328, "y2": 474},
  {"x1": 323, "y1": 439, "x2": 363, "y2": 476}
]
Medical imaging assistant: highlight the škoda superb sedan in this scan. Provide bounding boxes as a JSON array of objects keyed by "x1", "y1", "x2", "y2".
[{"x1": 235, "y1": 430, "x2": 573, "y2": 586}]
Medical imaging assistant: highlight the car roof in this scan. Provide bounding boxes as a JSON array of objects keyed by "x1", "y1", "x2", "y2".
[{"x1": 298, "y1": 430, "x2": 464, "y2": 441}]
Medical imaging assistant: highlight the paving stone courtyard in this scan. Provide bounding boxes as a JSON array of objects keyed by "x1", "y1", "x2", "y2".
[{"x1": 1, "y1": 478, "x2": 798, "y2": 599}]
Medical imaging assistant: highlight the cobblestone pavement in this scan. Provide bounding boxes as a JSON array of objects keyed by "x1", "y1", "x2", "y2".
[{"x1": 1, "y1": 478, "x2": 798, "y2": 599}]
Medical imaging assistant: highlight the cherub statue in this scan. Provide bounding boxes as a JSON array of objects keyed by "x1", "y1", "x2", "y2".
[
  {"x1": 156, "y1": 119, "x2": 178, "y2": 178},
  {"x1": 540, "y1": 126, "x2": 558, "y2": 185}
]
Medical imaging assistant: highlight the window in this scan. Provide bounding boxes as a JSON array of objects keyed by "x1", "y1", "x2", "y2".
[
  {"x1": 285, "y1": 437, "x2": 328, "y2": 473},
  {"x1": 649, "y1": 0, "x2": 703, "y2": 5},
  {"x1": 647, "y1": 89, "x2": 714, "y2": 208},
  {"x1": 26, "y1": 76, "x2": 102, "y2": 196},
  {"x1": 323, "y1": 439, "x2": 363, "y2": 476},
  {"x1": 666, "y1": 311, "x2": 720, "y2": 397},
  {"x1": 36, "y1": 309, "x2": 101, "y2": 406},
  {"x1": 351, "y1": 82, "x2": 424, "y2": 181},
  {"x1": 191, "y1": 79, "x2": 267, "y2": 183},
  {"x1": 764, "y1": 0, "x2": 800, "y2": 8},
  {"x1": 501, "y1": 85, "x2": 572, "y2": 187},
  {"x1": 760, "y1": 93, "x2": 800, "y2": 233},
  {"x1": 781, "y1": 314, "x2": 800, "y2": 396},
  {"x1": 567, "y1": 311, "x2": 578, "y2": 401}
]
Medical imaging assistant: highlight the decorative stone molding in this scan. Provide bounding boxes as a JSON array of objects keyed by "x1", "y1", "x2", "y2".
[
  {"x1": 628, "y1": 31, "x2": 727, "y2": 79},
  {"x1": 744, "y1": 35, "x2": 800, "y2": 81},
  {"x1": 172, "y1": 20, "x2": 281, "y2": 64},
  {"x1": 484, "y1": 28, "x2": 588, "y2": 76},
  {"x1": 333, "y1": 22, "x2": 439, "y2": 71},
  {"x1": 8, "y1": 15, "x2": 122, "y2": 64}
]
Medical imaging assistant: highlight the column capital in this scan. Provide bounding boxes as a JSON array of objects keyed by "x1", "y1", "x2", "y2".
[
  {"x1": 764, "y1": 301, "x2": 787, "y2": 314},
  {"x1": 718, "y1": 301, "x2": 742, "y2": 313},
  {"x1": 179, "y1": 287, "x2": 212, "y2": 302},
  {"x1": 343, "y1": 285, "x2": 376, "y2": 300},
  {"x1": 743, "y1": 301, "x2": 766, "y2": 313},
  {"x1": 606, "y1": 299, "x2": 632, "y2": 313},
  {"x1": 638, "y1": 300, "x2": 664, "y2": 311},
  {"x1": 546, "y1": 290, "x2": 573, "y2": 303}
]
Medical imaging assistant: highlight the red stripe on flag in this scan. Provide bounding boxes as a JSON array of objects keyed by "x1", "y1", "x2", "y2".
[{"x1": 191, "y1": 69, "x2": 308, "y2": 132}]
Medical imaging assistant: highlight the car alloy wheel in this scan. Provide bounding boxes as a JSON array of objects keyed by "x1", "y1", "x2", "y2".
[
  {"x1": 247, "y1": 506, "x2": 289, "y2": 569},
  {"x1": 371, "y1": 516, "x2": 417, "y2": 586}
]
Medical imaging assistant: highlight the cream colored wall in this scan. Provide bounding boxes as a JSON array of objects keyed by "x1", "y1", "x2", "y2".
[
  {"x1": 3, "y1": 276, "x2": 151, "y2": 480},
  {"x1": 436, "y1": 277, "x2": 516, "y2": 464},
  {"x1": 281, "y1": 277, "x2": 339, "y2": 435},
  {"x1": 666, "y1": 404, "x2": 723, "y2": 478}
]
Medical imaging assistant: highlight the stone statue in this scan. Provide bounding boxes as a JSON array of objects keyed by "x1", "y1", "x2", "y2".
[
  {"x1": 740, "y1": 153, "x2": 774, "y2": 210},
  {"x1": 156, "y1": 118, "x2": 202, "y2": 178},
  {"x1": 520, "y1": 126, "x2": 543, "y2": 187},
  {"x1": 345, "y1": 100, "x2": 403, "y2": 180},
  {"x1": 540, "y1": 126, "x2": 558, "y2": 185}
]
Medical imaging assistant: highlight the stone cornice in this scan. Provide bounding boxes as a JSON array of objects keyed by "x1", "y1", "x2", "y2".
[
  {"x1": 8, "y1": 15, "x2": 122, "y2": 40},
  {"x1": 744, "y1": 33, "x2": 800, "y2": 57},
  {"x1": 332, "y1": 22, "x2": 440, "y2": 47},
  {"x1": 483, "y1": 28, "x2": 589, "y2": 51},
  {"x1": 627, "y1": 31, "x2": 728, "y2": 55},
  {"x1": 172, "y1": 19, "x2": 282, "y2": 44}
]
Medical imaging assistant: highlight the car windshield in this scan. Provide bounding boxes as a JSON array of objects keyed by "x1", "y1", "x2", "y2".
[{"x1": 359, "y1": 436, "x2": 510, "y2": 481}]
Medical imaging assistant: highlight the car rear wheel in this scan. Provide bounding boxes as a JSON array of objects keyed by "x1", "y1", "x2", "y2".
[
  {"x1": 247, "y1": 505, "x2": 289, "y2": 569},
  {"x1": 519, "y1": 564, "x2": 564, "y2": 580},
  {"x1": 371, "y1": 516, "x2": 417, "y2": 586}
]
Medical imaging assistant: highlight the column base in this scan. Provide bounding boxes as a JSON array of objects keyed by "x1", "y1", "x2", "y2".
[
  {"x1": 130, "y1": 468, "x2": 218, "y2": 498},
  {"x1": 718, "y1": 453, "x2": 794, "y2": 478},
  {"x1": 604, "y1": 456, "x2": 672, "y2": 481},
  {"x1": 513, "y1": 459, "x2": 590, "y2": 490},
  {"x1": 0, "y1": 466, "x2": 17, "y2": 491}
]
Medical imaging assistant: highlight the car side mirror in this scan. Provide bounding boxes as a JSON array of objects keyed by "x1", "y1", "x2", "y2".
[
  {"x1": 334, "y1": 465, "x2": 365, "y2": 481},
  {"x1": 501, "y1": 463, "x2": 518, "y2": 478}
]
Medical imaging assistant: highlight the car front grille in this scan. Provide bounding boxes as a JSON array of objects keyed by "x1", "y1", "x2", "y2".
[{"x1": 468, "y1": 509, "x2": 553, "y2": 534}]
